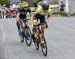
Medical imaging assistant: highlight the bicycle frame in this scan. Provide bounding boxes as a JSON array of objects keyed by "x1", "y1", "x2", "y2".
[
  {"x1": 33, "y1": 23, "x2": 46, "y2": 45},
  {"x1": 32, "y1": 15, "x2": 48, "y2": 56}
]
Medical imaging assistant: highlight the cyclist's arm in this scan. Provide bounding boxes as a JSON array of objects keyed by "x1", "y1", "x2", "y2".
[
  {"x1": 31, "y1": 12, "x2": 35, "y2": 22},
  {"x1": 31, "y1": 8, "x2": 38, "y2": 21},
  {"x1": 31, "y1": 7, "x2": 41, "y2": 18},
  {"x1": 47, "y1": 8, "x2": 51, "y2": 22},
  {"x1": 47, "y1": 14, "x2": 50, "y2": 20},
  {"x1": 16, "y1": 13, "x2": 20, "y2": 22}
]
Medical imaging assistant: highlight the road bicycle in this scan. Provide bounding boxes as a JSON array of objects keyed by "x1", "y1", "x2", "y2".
[{"x1": 32, "y1": 22, "x2": 47, "y2": 56}]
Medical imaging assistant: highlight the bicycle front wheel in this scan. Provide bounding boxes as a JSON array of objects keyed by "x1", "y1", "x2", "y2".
[
  {"x1": 33, "y1": 34, "x2": 39, "y2": 50},
  {"x1": 24, "y1": 26, "x2": 32, "y2": 46},
  {"x1": 40, "y1": 34, "x2": 47, "y2": 56}
]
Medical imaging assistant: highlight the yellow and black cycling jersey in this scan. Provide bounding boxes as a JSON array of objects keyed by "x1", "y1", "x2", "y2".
[
  {"x1": 35, "y1": 7, "x2": 51, "y2": 15},
  {"x1": 18, "y1": 8, "x2": 31, "y2": 19},
  {"x1": 31, "y1": 6, "x2": 51, "y2": 28}
]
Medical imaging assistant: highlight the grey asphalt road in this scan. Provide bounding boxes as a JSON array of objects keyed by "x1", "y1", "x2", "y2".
[{"x1": 0, "y1": 17, "x2": 75, "y2": 59}]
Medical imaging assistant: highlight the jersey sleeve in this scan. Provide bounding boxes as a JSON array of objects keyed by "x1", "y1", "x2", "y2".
[{"x1": 35, "y1": 7, "x2": 41, "y2": 13}]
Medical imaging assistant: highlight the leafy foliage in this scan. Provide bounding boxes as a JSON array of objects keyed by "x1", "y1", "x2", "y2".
[{"x1": 0, "y1": 0, "x2": 8, "y2": 4}]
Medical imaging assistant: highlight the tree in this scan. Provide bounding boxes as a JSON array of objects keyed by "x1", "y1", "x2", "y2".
[
  {"x1": 0, "y1": 0, "x2": 8, "y2": 4},
  {"x1": 33, "y1": 0, "x2": 42, "y2": 7},
  {"x1": 20, "y1": 0, "x2": 42, "y2": 7}
]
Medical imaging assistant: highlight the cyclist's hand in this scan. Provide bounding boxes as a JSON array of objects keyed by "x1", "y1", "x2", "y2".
[
  {"x1": 45, "y1": 22, "x2": 48, "y2": 29},
  {"x1": 46, "y1": 24, "x2": 48, "y2": 29}
]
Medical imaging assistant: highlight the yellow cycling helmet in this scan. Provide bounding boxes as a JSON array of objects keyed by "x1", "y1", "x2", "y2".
[{"x1": 21, "y1": 2, "x2": 29, "y2": 8}]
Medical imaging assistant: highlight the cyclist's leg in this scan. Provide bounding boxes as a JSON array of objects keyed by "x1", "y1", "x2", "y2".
[
  {"x1": 31, "y1": 13, "x2": 38, "y2": 40},
  {"x1": 35, "y1": 13, "x2": 45, "y2": 44},
  {"x1": 22, "y1": 20, "x2": 27, "y2": 31},
  {"x1": 36, "y1": 14, "x2": 45, "y2": 33},
  {"x1": 31, "y1": 23, "x2": 37, "y2": 42},
  {"x1": 23, "y1": 20, "x2": 28, "y2": 27},
  {"x1": 16, "y1": 18, "x2": 21, "y2": 35},
  {"x1": 35, "y1": 13, "x2": 46, "y2": 44}
]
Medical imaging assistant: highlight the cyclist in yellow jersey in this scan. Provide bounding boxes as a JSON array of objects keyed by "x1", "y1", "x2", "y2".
[
  {"x1": 31, "y1": 2, "x2": 51, "y2": 42},
  {"x1": 31, "y1": 2, "x2": 51, "y2": 26}
]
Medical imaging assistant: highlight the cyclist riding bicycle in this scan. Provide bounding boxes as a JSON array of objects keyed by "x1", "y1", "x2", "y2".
[
  {"x1": 31, "y1": 2, "x2": 51, "y2": 43},
  {"x1": 16, "y1": 2, "x2": 31, "y2": 42}
]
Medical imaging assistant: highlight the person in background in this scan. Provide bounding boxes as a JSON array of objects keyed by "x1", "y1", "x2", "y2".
[{"x1": 60, "y1": 1, "x2": 65, "y2": 16}]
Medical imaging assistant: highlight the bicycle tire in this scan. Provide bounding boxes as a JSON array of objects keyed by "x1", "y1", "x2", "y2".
[
  {"x1": 34, "y1": 36, "x2": 39, "y2": 50},
  {"x1": 40, "y1": 34, "x2": 47, "y2": 56},
  {"x1": 24, "y1": 26, "x2": 32, "y2": 46}
]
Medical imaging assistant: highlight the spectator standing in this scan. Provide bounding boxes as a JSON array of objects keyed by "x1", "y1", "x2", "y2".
[{"x1": 60, "y1": 1, "x2": 65, "y2": 16}]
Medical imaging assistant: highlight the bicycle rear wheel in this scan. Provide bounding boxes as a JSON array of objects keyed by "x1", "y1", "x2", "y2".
[
  {"x1": 40, "y1": 34, "x2": 47, "y2": 56},
  {"x1": 24, "y1": 26, "x2": 32, "y2": 46}
]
